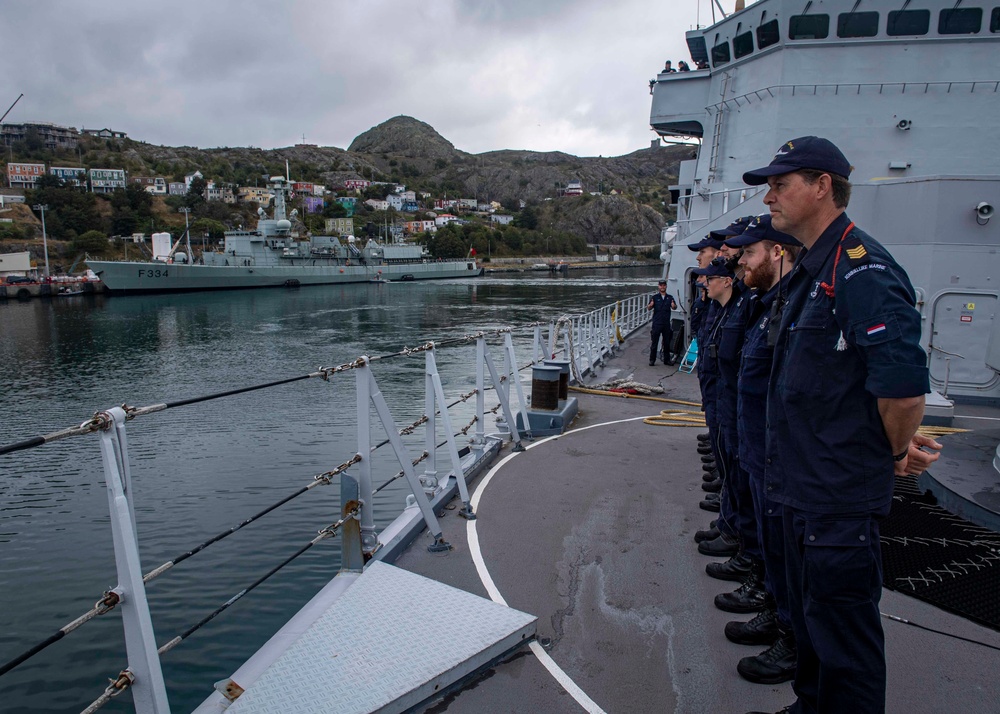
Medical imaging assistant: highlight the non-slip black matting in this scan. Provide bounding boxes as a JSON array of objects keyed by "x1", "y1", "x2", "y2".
[{"x1": 881, "y1": 476, "x2": 1000, "y2": 632}]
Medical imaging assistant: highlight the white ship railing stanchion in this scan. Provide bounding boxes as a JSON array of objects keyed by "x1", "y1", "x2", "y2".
[
  {"x1": 502, "y1": 332, "x2": 531, "y2": 437},
  {"x1": 549, "y1": 321, "x2": 557, "y2": 360},
  {"x1": 422, "y1": 348, "x2": 440, "y2": 499},
  {"x1": 96, "y1": 407, "x2": 171, "y2": 714},
  {"x1": 359, "y1": 359, "x2": 451, "y2": 552},
  {"x1": 480, "y1": 337, "x2": 525, "y2": 450},
  {"x1": 354, "y1": 358, "x2": 379, "y2": 558},
  {"x1": 425, "y1": 346, "x2": 475, "y2": 519},
  {"x1": 472, "y1": 337, "x2": 486, "y2": 458},
  {"x1": 533, "y1": 325, "x2": 543, "y2": 364}
]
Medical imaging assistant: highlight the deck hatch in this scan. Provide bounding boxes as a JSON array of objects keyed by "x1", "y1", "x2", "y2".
[{"x1": 224, "y1": 561, "x2": 537, "y2": 714}]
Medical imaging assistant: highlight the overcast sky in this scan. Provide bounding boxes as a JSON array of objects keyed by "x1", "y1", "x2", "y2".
[{"x1": 1, "y1": 0, "x2": 713, "y2": 157}]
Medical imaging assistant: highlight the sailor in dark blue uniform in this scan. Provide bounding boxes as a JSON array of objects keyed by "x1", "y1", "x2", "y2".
[
  {"x1": 687, "y1": 233, "x2": 725, "y2": 515},
  {"x1": 697, "y1": 218, "x2": 756, "y2": 559},
  {"x1": 690, "y1": 256, "x2": 740, "y2": 544},
  {"x1": 647, "y1": 279, "x2": 678, "y2": 365},
  {"x1": 723, "y1": 215, "x2": 801, "y2": 686},
  {"x1": 742, "y1": 137, "x2": 930, "y2": 714}
]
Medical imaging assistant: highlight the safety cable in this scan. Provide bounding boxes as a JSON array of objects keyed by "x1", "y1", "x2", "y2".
[
  {"x1": 881, "y1": 612, "x2": 1000, "y2": 652},
  {"x1": 80, "y1": 513, "x2": 354, "y2": 713},
  {"x1": 0, "y1": 323, "x2": 555, "y2": 457}
]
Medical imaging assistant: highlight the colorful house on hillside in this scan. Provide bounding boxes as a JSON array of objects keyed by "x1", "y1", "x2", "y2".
[{"x1": 6, "y1": 162, "x2": 45, "y2": 189}]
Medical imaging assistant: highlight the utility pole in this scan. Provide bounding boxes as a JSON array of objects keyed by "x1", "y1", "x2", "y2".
[{"x1": 32, "y1": 204, "x2": 50, "y2": 277}]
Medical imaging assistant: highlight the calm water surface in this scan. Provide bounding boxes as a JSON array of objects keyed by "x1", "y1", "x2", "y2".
[{"x1": 0, "y1": 268, "x2": 659, "y2": 712}]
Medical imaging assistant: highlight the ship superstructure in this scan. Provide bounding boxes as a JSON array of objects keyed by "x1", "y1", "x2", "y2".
[{"x1": 651, "y1": 0, "x2": 1000, "y2": 399}]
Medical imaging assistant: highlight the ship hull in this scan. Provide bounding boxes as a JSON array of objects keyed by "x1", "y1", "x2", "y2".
[{"x1": 86, "y1": 259, "x2": 481, "y2": 293}]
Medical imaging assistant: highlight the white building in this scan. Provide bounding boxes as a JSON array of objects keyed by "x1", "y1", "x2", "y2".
[{"x1": 490, "y1": 214, "x2": 514, "y2": 225}]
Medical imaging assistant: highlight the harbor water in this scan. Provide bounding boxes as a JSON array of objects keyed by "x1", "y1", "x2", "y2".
[{"x1": 0, "y1": 267, "x2": 659, "y2": 713}]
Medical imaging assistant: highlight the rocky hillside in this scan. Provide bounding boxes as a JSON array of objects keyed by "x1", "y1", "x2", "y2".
[{"x1": 4, "y1": 116, "x2": 691, "y2": 248}]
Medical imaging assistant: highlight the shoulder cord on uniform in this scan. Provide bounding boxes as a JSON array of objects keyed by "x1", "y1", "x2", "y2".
[{"x1": 818, "y1": 221, "x2": 857, "y2": 298}]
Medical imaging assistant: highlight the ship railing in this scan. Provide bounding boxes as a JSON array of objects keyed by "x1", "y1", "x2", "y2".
[
  {"x1": 673, "y1": 185, "x2": 767, "y2": 239},
  {"x1": 0, "y1": 294, "x2": 651, "y2": 714},
  {"x1": 705, "y1": 79, "x2": 1000, "y2": 114}
]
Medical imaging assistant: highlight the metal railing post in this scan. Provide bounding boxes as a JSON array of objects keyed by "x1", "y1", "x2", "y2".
[
  {"x1": 422, "y1": 349, "x2": 439, "y2": 497},
  {"x1": 355, "y1": 358, "x2": 378, "y2": 557},
  {"x1": 364, "y1": 367, "x2": 451, "y2": 551},
  {"x1": 472, "y1": 336, "x2": 486, "y2": 456},
  {"x1": 426, "y1": 346, "x2": 475, "y2": 519},
  {"x1": 482, "y1": 344, "x2": 525, "y2": 450},
  {"x1": 503, "y1": 332, "x2": 532, "y2": 437},
  {"x1": 97, "y1": 407, "x2": 170, "y2": 714},
  {"x1": 533, "y1": 325, "x2": 543, "y2": 364}
]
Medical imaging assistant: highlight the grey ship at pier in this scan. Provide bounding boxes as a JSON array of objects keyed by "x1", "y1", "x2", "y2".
[{"x1": 87, "y1": 177, "x2": 480, "y2": 294}]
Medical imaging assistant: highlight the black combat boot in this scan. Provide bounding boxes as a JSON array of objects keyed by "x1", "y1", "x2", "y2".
[
  {"x1": 694, "y1": 524, "x2": 720, "y2": 543},
  {"x1": 697, "y1": 444, "x2": 713, "y2": 455},
  {"x1": 701, "y1": 478, "x2": 722, "y2": 493},
  {"x1": 700, "y1": 454, "x2": 716, "y2": 463},
  {"x1": 705, "y1": 551, "x2": 753, "y2": 581},
  {"x1": 697, "y1": 532, "x2": 739, "y2": 556},
  {"x1": 725, "y1": 603, "x2": 779, "y2": 646},
  {"x1": 698, "y1": 499, "x2": 721, "y2": 512},
  {"x1": 697, "y1": 432, "x2": 710, "y2": 442},
  {"x1": 737, "y1": 622, "x2": 797, "y2": 685},
  {"x1": 715, "y1": 561, "x2": 768, "y2": 613}
]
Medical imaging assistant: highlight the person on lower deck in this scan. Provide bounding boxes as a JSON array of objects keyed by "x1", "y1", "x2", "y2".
[
  {"x1": 648, "y1": 279, "x2": 678, "y2": 365},
  {"x1": 742, "y1": 136, "x2": 934, "y2": 714}
]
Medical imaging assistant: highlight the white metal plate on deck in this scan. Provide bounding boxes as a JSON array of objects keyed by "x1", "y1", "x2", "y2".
[{"x1": 227, "y1": 561, "x2": 536, "y2": 714}]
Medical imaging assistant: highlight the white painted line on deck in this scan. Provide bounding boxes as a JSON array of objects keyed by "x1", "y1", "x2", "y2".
[
  {"x1": 954, "y1": 414, "x2": 1000, "y2": 422},
  {"x1": 467, "y1": 416, "x2": 647, "y2": 714}
]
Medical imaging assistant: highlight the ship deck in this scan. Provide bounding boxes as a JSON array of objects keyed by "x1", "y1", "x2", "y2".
[{"x1": 395, "y1": 335, "x2": 1000, "y2": 714}]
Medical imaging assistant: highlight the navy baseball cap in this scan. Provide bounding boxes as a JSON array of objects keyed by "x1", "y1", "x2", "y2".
[
  {"x1": 742, "y1": 136, "x2": 853, "y2": 186},
  {"x1": 687, "y1": 235, "x2": 725, "y2": 251},
  {"x1": 692, "y1": 256, "x2": 734, "y2": 278},
  {"x1": 724, "y1": 215, "x2": 801, "y2": 247},
  {"x1": 714, "y1": 216, "x2": 755, "y2": 237},
  {"x1": 657, "y1": 279, "x2": 666, "y2": 285}
]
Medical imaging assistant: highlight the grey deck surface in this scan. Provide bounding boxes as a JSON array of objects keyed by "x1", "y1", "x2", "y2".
[{"x1": 396, "y1": 337, "x2": 1000, "y2": 714}]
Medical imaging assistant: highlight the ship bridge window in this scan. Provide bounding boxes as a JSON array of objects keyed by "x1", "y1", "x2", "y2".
[
  {"x1": 789, "y1": 14, "x2": 830, "y2": 39},
  {"x1": 837, "y1": 11, "x2": 879, "y2": 38},
  {"x1": 992, "y1": 8, "x2": 1000, "y2": 32},
  {"x1": 712, "y1": 40, "x2": 731, "y2": 66},
  {"x1": 757, "y1": 19, "x2": 780, "y2": 48},
  {"x1": 887, "y1": 9, "x2": 930, "y2": 36},
  {"x1": 939, "y1": 8, "x2": 982, "y2": 34},
  {"x1": 734, "y1": 30, "x2": 755, "y2": 58}
]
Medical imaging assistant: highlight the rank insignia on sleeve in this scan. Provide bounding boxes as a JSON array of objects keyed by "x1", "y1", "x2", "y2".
[{"x1": 846, "y1": 244, "x2": 867, "y2": 260}]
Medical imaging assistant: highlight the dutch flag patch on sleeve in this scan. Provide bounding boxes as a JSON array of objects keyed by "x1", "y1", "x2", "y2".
[{"x1": 866, "y1": 323, "x2": 887, "y2": 336}]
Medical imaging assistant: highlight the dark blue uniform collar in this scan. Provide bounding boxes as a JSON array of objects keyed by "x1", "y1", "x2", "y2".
[{"x1": 798, "y1": 212, "x2": 853, "y2": 279}]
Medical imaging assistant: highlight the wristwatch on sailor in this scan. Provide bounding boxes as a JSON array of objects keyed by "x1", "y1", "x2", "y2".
[{"x1": 893, "y1": 448, "x2": 909, "y2": 462}]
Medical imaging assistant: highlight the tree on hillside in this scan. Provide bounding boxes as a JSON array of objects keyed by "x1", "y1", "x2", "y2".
[
  {"x1": 72, "y1": 230, "x2": 109, "y2": 255},
  {"x1": 186, "y1": 176, "x2": 208, "y2": 208}
]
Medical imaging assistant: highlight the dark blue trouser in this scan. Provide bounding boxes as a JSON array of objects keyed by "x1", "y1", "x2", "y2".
[
  {"x1": 715, "y1": 431, "x2": 740, "y2": 541},
  {"x1": 650, "y1": 323, "x2": 673, "y2": 363},
  {"x1": 701, "y1": 380, "x2": 736, "y2": 538},
  {"x1": 749, "y1": 470, "x2": 789, "y2": 624},
  {"x1": 730, "y1": 457, "x2": 760, "y2": 560},
  {"x1": 782, "y1": 507, "x2": 886, "y2": 714}
]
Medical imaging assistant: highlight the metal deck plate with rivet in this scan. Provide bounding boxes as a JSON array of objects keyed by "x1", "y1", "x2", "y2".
[{"x1": 226, "y1": 560, "x2": 536, "y2": 714}]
